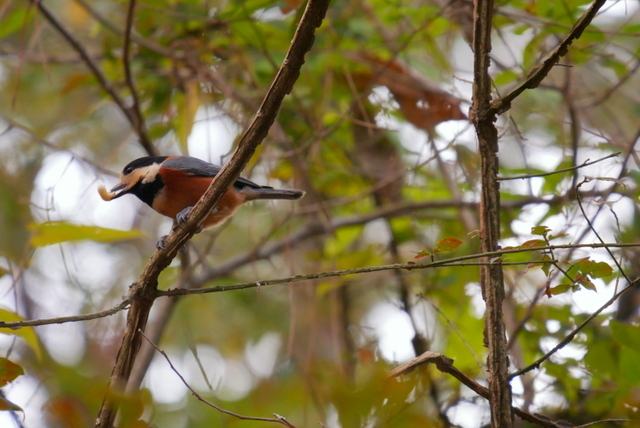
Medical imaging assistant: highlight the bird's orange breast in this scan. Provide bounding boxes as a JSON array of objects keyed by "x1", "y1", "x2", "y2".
[{"x1": 152, "y1": 168, "x2": 246, "y2": 228}]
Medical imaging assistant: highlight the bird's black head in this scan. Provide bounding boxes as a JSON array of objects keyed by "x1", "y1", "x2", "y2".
[
  {"x1": 121, "y1": 156, "x2": 170, "y2": 176},
  {"x1": 108, "y1": 156, "x2": 169, "y2": 206}
]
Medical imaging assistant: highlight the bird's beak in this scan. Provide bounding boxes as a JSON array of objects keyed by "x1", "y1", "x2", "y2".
[
  {"x1": 110, "y1": 183, "x2": 129, "y2": 199},
  {"x1": 108, "y1": 182, "x2": 129, "y2": 199}
]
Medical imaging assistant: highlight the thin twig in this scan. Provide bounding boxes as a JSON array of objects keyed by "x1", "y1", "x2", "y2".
[
  {"x1": 575, "y1": 178, "x2": 631, "y2": 285},
  {"x1": 74, "y1": 0, "x2": 174, "y2": 57},
  {"x1": 32, "y1": 0, "x2": 155, "y2": 156},
  {"x1": 159, "y1": 258, "x2": 564, "y2": 298},
  {"x1": 0, "y1": 243, "x2": 635, "y2": 330},
  {"x1": 139, "y1": 330, "x2": 296, "y2": 427},
  {"x1": 0, "y1": 114, "x2": 117, "y2": 176},
  {"x1": 489, "y1": 0, "x2": 608, "y2": 116},
  {"x1": 122, "y1": 0, "x2": 151, "y2": 153},
  {"x1": 509, "y1": 277, "x2": 639, "y2": 378},
  {"x1": 497, "y1": 152, "x2": 620, "y2": 181},
  {"x1": 0, "y1": 299, "x2": 131, "y2": 329}
]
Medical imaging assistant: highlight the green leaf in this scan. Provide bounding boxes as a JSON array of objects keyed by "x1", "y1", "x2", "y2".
[
  {"x1": 29, "y1": 222, "x2": 145, "y2": 247},
  {"x1": 173, "y1": 81, "x2": 200, "y2": 153},
  {"x1": 573, "y1": 258, "x2": 613, "y2": 279},
  {"x1": 548, "y1": 233, "x2": 568, "y2": 240},
  {"x1": 414, "y1": 250, "x2": 431, "y2": 259},
  {"x1": 549, "y1": 284, "x2": 572, "y2": 295},
  {"x1": 611, "y1": 321, "x2": 640, "y2": 353},
  {"x1": 434, "y1": 238, "x2": 462, "y2": 253},
  {"x1": 0, "y1": 358, "x2": 24, "y2": 387},
  {"x1": 531, "y1": 226, "x2": 551, "y2": 236},
  {"x1": 0, "y1": 309, "x2": 42, "y2": 360},
  {"x1": 618, "y1": 347, "x2": 640, "y2": 387},
  {"x1": 574, "y1": 274, "x2": 597, "y2": 292},
  {"x1": 494, "y1": 69, "x2": 520, "y2": 86},
  {"x1": 520, "y1": 239, "x2": 546, "y2": 248},
  {"x1": 541, "y1": 254, "x2": 552, "y2": 277},
  {"x1": 0, "y1": 8, "x2": 32, "y2": 40}
]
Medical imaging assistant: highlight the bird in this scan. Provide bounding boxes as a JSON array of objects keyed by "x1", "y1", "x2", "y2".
[{"x1": 98, "y1": 155, "x2": 304, "y2": 247}]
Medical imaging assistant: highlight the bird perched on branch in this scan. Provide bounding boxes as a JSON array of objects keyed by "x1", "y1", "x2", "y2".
[{"x1": 98, "y1": 155, "x2": 304, "y2": 247}]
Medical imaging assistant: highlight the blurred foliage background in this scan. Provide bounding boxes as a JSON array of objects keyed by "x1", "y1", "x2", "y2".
[{"x1": 0, "y1": 0, "x2": 639, "y2": 427}]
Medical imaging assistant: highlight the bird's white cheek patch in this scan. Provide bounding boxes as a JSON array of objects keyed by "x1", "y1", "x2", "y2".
[{"x1": 142, "y1": 163, "x2": 161, "y2": 184}]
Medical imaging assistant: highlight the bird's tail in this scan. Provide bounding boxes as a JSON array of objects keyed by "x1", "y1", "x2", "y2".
[{"x1": 242, "y1": 186, "x2": 305, "y2": 201}]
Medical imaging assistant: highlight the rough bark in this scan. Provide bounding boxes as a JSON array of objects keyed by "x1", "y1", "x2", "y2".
[{"x1": 469, "y1": 0, "x2": 513, "y2": 426}]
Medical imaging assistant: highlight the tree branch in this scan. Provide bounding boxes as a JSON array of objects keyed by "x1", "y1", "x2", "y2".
[
  {"x1": 470, "y1": 0, "x2": 513, "y2": 425},
  {"x1": 1, "y1": 243, "x2": 636, "y2": 330},
  {"x1": 0, "y1": 299, "x2": 131, "y2": 329},
  {"x1": 510, "y1": 279, "x2": 639, "y2": 378},
  {"x1": 497, "y1": 152, "x2": 620, "y2": 181},
  {"x1": 94, "y1": 1, "x2": 330, "y2": 426},
  {"x1": 122, "y1": 0, "x2": 152, "y2": 154},
  {"x1": 489, "y1": 0, "x2": 608, "y2": 116},
  {"x1": 32, "y1": 0, "x2": 155, "y2": 156},
  {"x1": 139, "y1": 331, "x2": 296, "y2": 427},
  {"x1": 387, "y1": 352, "x2": 570, "y2": 427}
]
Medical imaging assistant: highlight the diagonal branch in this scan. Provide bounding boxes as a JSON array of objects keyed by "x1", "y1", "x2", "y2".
[
  {"x1": 388, "y1": 352, "x2": 572, "y2": 427},
  {"x1": 489, "y1": 0, "x2": 607, "y2": 116},
  {"x1": 139, "y1": 331, "x2": 296, "y2": 427},
  {"x1": 32, "y1": 0, "x2": 155, "y2": 156},
  {"x1": 509, "y1": 278, "x2": 639, "y2": 378},
  {"x1": 94, "y1": 1, "x2": 330, "y2": 426},
  {"x1": 122, "y1": 0, "x2": 151, "y2": 153}
]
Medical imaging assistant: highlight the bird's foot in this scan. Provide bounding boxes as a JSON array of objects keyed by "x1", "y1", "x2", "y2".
[
  {"x1": 176, "y1": 206, "x2": 192, "y2": 226},
  {"x1": 176, "y1": 206, "x2": 203, "y2": 233},
  {"x1": 156, "y1": 235, "x2": 186, "y2": 253}
]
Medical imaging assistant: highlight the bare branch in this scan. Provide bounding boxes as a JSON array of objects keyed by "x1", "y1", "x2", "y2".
[
  {"x1": 0, "y1": 299, "x2": 131, "y2": 329},
  {"x1": 139, "y1": 331, "x2": 296, "y2": 427},
  {"x1": 159, "y1": 259, "x2": 559, "y2": 299},
  {"x1": 32, "y1": 0, "x2": 155, "y2": 156},
  {"x1": 489, "y1": 0, "x2": 608, "y2": 116},
  {"x1": 122, "y1": 0, "x2": 151, "y2": 154},
  {"x1": 387, "y1": 352, "x2": 571, "y2": 427},
  {"x1": 509, "y1": 278, "x2": 639, "y2": 378},
  {"x1": 497, "y1": 152, "x2": 620, "y2": 181},
  {"x1": 0, "y1": 243, "x2": 635, "y2": 330}
]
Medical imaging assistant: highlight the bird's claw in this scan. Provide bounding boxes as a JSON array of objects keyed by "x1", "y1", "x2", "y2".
[
  {"x1": 176, "y1": 206, "x2": 203, "y2": 233},
  {"x1": 176, "y1": 206, "x2": 192, "y2": 225},
  {"x1": 156, "y1": 235, "x2": 168, "y2": 250},
  {"x1": 156, "y1": 235, "x2": 186, "y2": 253}
]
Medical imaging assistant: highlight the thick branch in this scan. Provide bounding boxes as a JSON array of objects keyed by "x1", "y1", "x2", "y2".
[
  {"x1": 94, "y1": 1, "x2": 330, "y2": 426},
  {"x1": 470, "y1": 0, "x2": 513, "y2": 426}
]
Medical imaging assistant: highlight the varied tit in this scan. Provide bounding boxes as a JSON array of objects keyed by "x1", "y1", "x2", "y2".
[{"x1": 98, "y1": 155, "x2": 304, "y2": 245}]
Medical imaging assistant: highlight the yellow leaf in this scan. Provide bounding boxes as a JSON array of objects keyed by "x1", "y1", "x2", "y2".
[
  {"x1": 29, "y1": 222, "x2": 144, "y2": 247},
  {"x1": 0, "y1": 309, "x2": 42, "y2": 360},
  {"x1": 174, "y1": 80, "x2": 200, "y2": 153}
]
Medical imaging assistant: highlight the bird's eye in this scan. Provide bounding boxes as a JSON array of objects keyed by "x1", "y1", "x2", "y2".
[{"x1": 124, "y1": 167, "x2": 133, "y2": 174}]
